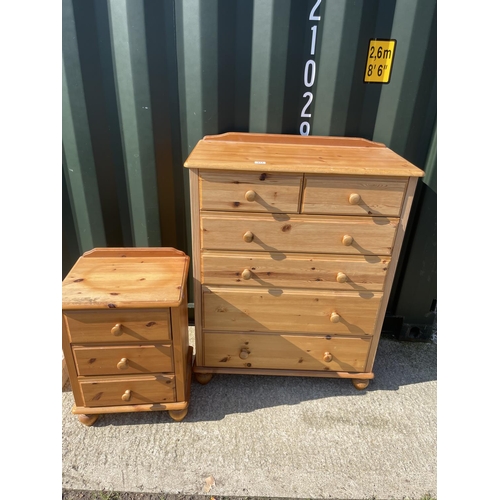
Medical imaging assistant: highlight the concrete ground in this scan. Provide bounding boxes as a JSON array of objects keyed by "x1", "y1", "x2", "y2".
[{"x1": 62, "y1": 327, "x2": 436, "y2": 500}]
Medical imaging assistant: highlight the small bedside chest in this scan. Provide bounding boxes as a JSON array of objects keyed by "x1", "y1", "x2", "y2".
[{"x1": 62, "y1": 247, "x2": 192, "y2": 425}]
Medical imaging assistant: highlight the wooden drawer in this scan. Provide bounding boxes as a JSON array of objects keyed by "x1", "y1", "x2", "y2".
[
  {"x1": 204, "y1": 332, "x2": 371, "y2": 372},
  {"x1": 65, "y1": 310, "x2": 171, "y2": 343},
  {"x1": 203, "y1": 286, "x2": 381, "y2": 335},
  {"x1": 302, "y1": 175, "x2": 407, "y2": 216},
  {"x1": 202, "y1": 251, "x2": 390, "y2": 291},
  {"x1": 201, "y1": 213, "x2": 398, "y2": 256},
  {"x1": 199, "y1": 170, "x2": 302, "y2": 213},
  {"x1": 73, "y1": 344, "x2": 173, "y2": 376},
  {"x1": 80, "y1": 374, "x2": 176, "y2": 407}
]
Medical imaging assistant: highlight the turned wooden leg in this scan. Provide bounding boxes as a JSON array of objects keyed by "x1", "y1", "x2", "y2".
[
  {"x1": 168, "y1": 407, "x2": 188, "y2": 422},
  {"x1": 352, "y1": 379, "x2": 370, "y2": 390},
  {"x1": 78, "y1": 414, "x2": 99, "y2": 426},
  {"x1": 194, "y1": 372, "x2": 213, "y2": 385}
]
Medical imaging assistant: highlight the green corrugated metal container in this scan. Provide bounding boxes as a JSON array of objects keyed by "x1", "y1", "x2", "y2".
[{"x1": 62, "y1": 0, "x2": 436, "y2": 340}]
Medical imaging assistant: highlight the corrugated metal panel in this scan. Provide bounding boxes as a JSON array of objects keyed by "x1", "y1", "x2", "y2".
[{"x1": 63, "y1": 0, "x2": 436, "y2": 327}]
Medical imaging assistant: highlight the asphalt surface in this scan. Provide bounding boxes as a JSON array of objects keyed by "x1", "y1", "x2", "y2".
[{"x1": 62, "y1": 327, "x2": 436, "y2": 500}]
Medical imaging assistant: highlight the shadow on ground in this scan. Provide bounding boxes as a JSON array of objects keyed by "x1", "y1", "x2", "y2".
[{"x1": 63, "y1": 335, "x2": 436, "y2": 427}]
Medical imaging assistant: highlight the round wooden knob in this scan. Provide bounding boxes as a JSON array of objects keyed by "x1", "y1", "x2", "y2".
[
  {"x1": 243, "y1": 231, "x2": 254, "y2": 243},
  {"x1": 239, "y1": 349, "x2": 250, "y2": 360},
  {"x1": 323, "y1": 352, "x2": 333, "y2": 362},
  {"x1": 241, "y1": 269, "x2": 252, "y2": 280},
  {"x1": 349, "y1": 193, "x2": 361, "y2": 205},
  {"x1": 117, "y1": 358, "x2": 128, "y2": 370},
  {"x1": 342, "y1": 235, "x2": 353, "y2": 246},
  {"x1": 330, "y1": 312, "x2": 340, "y2": 323},
  {"x1": 336, "y1": 272, "x2": 347, "y2": 283},
  {"x1": 121, "y1": 390, "x2": 131, "y2": 401},
  {"x1": 245, "y1": 190, "x2": 256, "y2": 202},
  {"x1": 111, "y1": 323, "x2": 122, "y2": 336}
]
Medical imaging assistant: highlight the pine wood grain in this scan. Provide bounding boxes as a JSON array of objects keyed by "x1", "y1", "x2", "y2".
[
  {"x1": 73, "y1": 344, "x2": 173, "y2": 376},
  {"x1": 203, "y1": 286, "x2": 381, "y2": 335},
  {"x1": 62, "y1": 247, "x2": 192, "y2": 419},
  {"x1": 184, "y1": 135, "x2": 424, "y2": 177},
  {"x1": 199, "y1": 170, "x2": 302, "y2": 213},
  {"x1": 62, "y1": 251, "x2": 189, "y2": 310},
  {"x1": 366, "y1": 177, "x2": 419, "y2": 371},
  {"x1": 65, "y1": 310, "x2": 171, "y2": 343},
  {"x1": 204, "y1": 332, "x2": 371, "y2": 372},
  {"x1": 302, "y1": 175, "x2": 407, "y2": 216},
  {"x1": 79, "y1": 374, "x2": 176, "y2": 408},
  {"x1": 201, "y1": 251, "x2": 390, "y2": 291},
  {"x1": 171, "y1": 290, "x2": 190, "y2": 402},
  {"x1": 201, "y1": 212, "x2": 398, "y2": 256},
  {"x1": 185, "y1": 133, "x2": 422, "y2": 383},
  {"x1": 189, "y1": 168, "x2": 204, "y2": 365},
  {"x1": 203, "y1": 132, "x2": 386, "y2": 148}
]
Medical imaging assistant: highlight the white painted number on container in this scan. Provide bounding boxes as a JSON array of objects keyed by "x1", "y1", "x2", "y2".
[
  {"x1": 300, "y1": 122, "x2": 311, "y2": 136},
  {"x1": 300, "y1": 0, "x2": 321, "y2": 136},
  {"x1": 309, "y1": 0, "x2": 321, "y2": 21},
  {"x1": 301, "y1": 92, "x2": 313, "y2": 118},
  {"x1": 303, "y1": 60, "x2": 316, "y2": 88},
  {"x1": 310, "y1": 26, "x2": 317, "y2": 55}
]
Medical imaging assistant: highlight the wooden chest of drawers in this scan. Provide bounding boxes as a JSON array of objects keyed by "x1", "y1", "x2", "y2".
[
  {"x1": 62, "y1": 247, "x2": 192, "y2": 425},
  {"x1": 184, "y1": 133, "x2": 424, "y2": 389}
]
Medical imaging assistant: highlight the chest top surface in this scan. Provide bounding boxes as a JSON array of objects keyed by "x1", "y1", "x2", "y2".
[
  {"x1": 62, "y1": 248, "x2": 190, "y2": 310},
  {"x1": 184, "y1": 132, "x2": 424, "y2": 177}
]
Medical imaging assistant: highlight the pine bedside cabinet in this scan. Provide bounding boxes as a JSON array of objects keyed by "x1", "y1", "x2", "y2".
[
  {"x1": 184, "y1": 132, "x2": 424, "y2": 390},
  {"x1": 62, "y1": 247, "x2": 192, "y2": 425}
]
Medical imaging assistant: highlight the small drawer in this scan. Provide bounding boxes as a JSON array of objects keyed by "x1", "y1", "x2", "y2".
[
  {"x1": 73, "y1": 344, "x2": 173, "y2": 376},
  {"x1": 204, "y1": 332, "x2": 371, "y2": 372},
  {"x1": 199, "y1": 170, "x2": 302, "y2": 213},
  {"x1": 65, "y1": 310, "x2": 171, "y2": 343},
  {"x1": 302, "y1": 175, "x2": 407, "y2": 216},
  {"x1": 80, "y1": 374, "x2": 176, "y2": 407},
  {"x1": 203, "y1": 286, "x2": 381, "y2": 335},
  {"x1": 202, "y1": 251, "x2": 390, "y2": 291},
  {"x1": 201, "y1": 213, "x2": 398, "y2": 256}
]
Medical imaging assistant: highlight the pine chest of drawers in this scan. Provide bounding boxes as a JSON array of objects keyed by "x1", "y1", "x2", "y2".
[
  {"x1": 184, "y1": 133, "x2": 424, "y2": 389},
  {"x1": 62, "y1": 247, "x2": 192, "y2": 425}
]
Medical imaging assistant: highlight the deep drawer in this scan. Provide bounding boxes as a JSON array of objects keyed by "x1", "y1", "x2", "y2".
[
  {"x1": 73, "y1": 344, "x2": 173, "y2": 376},
  {"x1": 65, "y1": 310, "x2": 171, "y2": 343},
  {"x1": 204, "y1": 332, "x2": 371, "y2": 372},
  {"x1": 203, "y1": 286, "x2": 382, "y2": 335},
  {"x1": 199, "y1": 170, "x2": 302, "y2": 213},
  {"x1": 201, "y1": 213, "x2": 398, "y2": 256},
  {"x1": 302, "y1": 175, "x2": 407, "y2": 216},
  {"x1": 80, "y1": 374, "x2": 176, "y2": 407},
  {"x1": 201, "y1": 251, "x2": 390, "y2": 291}
]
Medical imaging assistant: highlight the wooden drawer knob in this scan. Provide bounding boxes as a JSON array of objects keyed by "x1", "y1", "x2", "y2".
[
  {"x1": 117, "y1": 358, "x2": 128, "y2": 370},
  {"x1": 336, "y1": 272, "x2": 347, "y2": 283},
  {"x1": 330, "y1": 312, "x2": 340, "y2": 323},
  {"x1": 342, "y1": 235, "x2": 353, "y2": 246},
  {"x1": 349, "y1": 193, "x2": 361, "y2": 205},
  {"x1": 245, "y1": 190, "x2": 256, "y2": 202},
  {"x1": 239, "y1": 348, "x2": 250, "y2": 359},
  {"x1": 111, "y1": 323, "x2": 122, "y2": 336},
  {"x1": 323, "y1": 352, "x2": 333, "y2": 363},
  {"x1": 121, "y1": 390, "x2": 131, "y2": 401},
  {"x1": 241, "y1": 269, "x2": 252, "y2": 280},
  {"x1": 243, "y1": 231, "x2": 254, "y2": 243}
]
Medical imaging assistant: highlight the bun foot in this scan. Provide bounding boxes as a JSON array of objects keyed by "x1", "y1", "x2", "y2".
[
  {"x1": 352, "y1": 379, "x2": 370, "y2": 390},
  {"x1": 78, "y1": 414, "x2": 99, "y2": 426},
  {"x1": 168, "y1": 407, "x2": 188, "y2": 422},
  {"x1": 194, "y1": 372, "x2": 213, "y2": 385}
]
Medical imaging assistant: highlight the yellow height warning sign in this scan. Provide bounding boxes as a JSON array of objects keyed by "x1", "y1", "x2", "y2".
[{"x1": 364, "y1": 39, "x2": 396, "y2": 83}]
